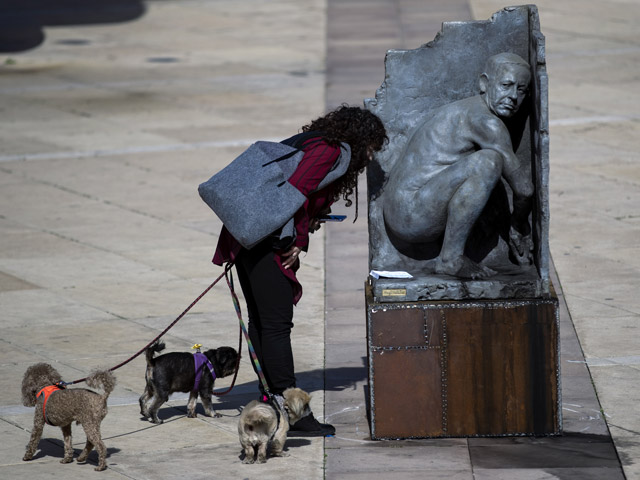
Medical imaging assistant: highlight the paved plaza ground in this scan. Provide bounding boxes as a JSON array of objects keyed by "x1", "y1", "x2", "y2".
[{"x1": 0, "y1": 1, "x2": 638, "y2": 479}]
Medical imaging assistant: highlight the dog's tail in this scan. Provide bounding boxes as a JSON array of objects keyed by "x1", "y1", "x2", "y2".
[
  {"x1": 86, "y1": 369, "x2": 116, "y2": 400},
  {"x1": 145, "y1": 341, "x2": 166, "y2": 366}
]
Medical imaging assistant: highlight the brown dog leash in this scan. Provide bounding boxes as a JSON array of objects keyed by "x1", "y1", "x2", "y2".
[
  {"x1": 211, "y1": 323, "x2": 242, "y2": 397},
  {"x1": 61, "y1": 264, "x2": 241, "y2": 388}
]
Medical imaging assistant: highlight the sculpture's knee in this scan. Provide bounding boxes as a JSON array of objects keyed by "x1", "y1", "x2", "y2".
[{"x1": 469, "y1": 149, "x2": 502, "y2": 183}]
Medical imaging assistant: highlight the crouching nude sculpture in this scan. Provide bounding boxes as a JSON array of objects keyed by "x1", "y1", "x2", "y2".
[
  {"x1": 366, "y1": 5, "x2": 550, "y2": 301},
  {"x1": 364, "y1": 6, "x2": 559, "y2": 440},
  {"x1": 383, "y1": 53, "x2": 533, "y2": 280}
]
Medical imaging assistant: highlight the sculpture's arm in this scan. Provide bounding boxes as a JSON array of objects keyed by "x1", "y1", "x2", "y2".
[
  {"x1": 471, "y1": 115, "x2": 533, "y2": 199},
  {"x1": 472, "y1": 115, "x2": 534, "y2": 264}
]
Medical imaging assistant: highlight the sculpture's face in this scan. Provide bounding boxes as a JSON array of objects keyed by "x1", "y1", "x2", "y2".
[{"x1": 483, "y1": 63, "x2": 531, "y2": 118}]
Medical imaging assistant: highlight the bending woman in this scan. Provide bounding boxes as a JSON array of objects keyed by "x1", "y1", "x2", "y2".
[{"x1": 213, "y1": 105, "x2": 387, "y2": 436}]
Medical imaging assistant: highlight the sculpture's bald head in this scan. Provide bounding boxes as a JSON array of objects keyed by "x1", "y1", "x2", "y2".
[
  {"x1": 479, "y1": 53, "x2": 531, "y2": 118},
  {"x1": 483, "y1": 52, "x2": 530, "y2": 76}
]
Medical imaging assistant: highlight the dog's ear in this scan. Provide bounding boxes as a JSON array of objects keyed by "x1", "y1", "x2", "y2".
[
  {"x1": 283, "y1": 388, "x2": 312, "y2": 418},
  {"x1": 212, "y1": 347, "x2": 238, "y2": 363},
  {"x1": 286, "y1": 387, "x2": 311, "y2": 403},
  {"x1": 21, "y1": 384, "x2": 38, "y2": 407},
  {"x1": 289, "y1": 388, "x2": 311, "y2": 406},
  {"x1": 204, "y1": 348, "x2": 218, "y2": 361},
  {"x1": 21, "y1": 363, "x2": 62, "y2": 407}
]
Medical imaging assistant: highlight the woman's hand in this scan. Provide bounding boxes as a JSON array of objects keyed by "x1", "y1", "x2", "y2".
[
  {"x1": 281, "y1": 245, "x2": 302, "y2": 270},
  {"x1": 309, "y1": 217, "x2": 322, "y2": 233},
  {"x1": 309, "y1": 206, "x2": 331, "y2": 233}
]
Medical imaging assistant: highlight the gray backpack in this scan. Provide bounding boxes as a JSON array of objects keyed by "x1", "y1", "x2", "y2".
[{"x1": 198, "y1": 140, "x2": 350, "y2": 249}]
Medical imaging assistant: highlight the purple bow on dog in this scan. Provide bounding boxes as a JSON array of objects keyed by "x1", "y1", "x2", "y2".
[{"x1": 193, "y1": 352, "x2": 217, "y2": 392}]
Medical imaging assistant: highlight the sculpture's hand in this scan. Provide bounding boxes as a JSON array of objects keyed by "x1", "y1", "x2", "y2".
[{"x1": 508, "y1": 227, "x2": 533, "y2": 266}]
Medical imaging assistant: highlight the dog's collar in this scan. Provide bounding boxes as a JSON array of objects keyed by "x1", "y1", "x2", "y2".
[
  {"x1": 193, "y1": 352, "x2": 216, "y2": 392},
  {"x1": 37, "y1": 384, "x2": 64, "y2": 426}
]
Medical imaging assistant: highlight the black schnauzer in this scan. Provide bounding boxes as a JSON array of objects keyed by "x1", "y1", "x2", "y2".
[{"x1": 139, "y1": 342, "x2": 238, "y2": 423}]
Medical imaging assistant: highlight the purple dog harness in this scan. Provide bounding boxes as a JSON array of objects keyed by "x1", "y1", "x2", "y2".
[{"x1": 193, "y1": 352, "x2": 217, "y2": 392}]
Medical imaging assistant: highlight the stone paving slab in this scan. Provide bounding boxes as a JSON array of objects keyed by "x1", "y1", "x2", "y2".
[
  {"x1": 325, "y1": 1, "x2": 634, "y2": 479},
  {"x1": 0, "y1": 2, "x2": 327, "y2": 479},
  {"x1": 0, "y1": 0, "x2": 637, "y2": 479}
]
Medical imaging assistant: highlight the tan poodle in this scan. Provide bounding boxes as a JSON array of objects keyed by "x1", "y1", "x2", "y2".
[{"x1": 21, "y1": 363, "x2": 116, "y2": 471}]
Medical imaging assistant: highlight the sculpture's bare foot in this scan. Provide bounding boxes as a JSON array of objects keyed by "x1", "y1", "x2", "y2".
[{"x1": 436, "y1": 255, "x2": 496, "y2": 279}]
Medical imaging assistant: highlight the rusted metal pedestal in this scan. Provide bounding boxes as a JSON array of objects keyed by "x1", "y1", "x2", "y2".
[{"x1": 366, "y1": 282, "x2": 560, "y2": 439}]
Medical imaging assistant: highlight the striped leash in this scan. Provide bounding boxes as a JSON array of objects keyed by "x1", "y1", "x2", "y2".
[{"x1": 224, "y1": 264, "x2": 271, "y2": 397}]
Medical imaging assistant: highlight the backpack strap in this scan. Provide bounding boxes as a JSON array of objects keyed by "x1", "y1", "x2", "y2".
[
  {"x1": 280, "y1": 130, "x2": 324, "y2": 149},
  {"x1": 280, "y1": 131, "x2": 351, "y2": 192}
]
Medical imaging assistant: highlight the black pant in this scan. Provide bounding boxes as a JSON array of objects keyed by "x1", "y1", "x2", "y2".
[{"x1": 235, "y1": 240, "x2": 295, "y2": 395}]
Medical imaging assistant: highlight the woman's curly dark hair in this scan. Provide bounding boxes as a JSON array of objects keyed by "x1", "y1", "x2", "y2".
[{"x1": 301, "y1": 105, "x2": 388, "y2": 219}]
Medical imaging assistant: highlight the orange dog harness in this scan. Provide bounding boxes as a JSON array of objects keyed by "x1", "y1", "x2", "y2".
[{"x1": 37, "y1": 385, "x2": 63, "y2": 425}]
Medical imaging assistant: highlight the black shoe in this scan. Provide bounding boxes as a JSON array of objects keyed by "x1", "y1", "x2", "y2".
[{"x1": 287, "y1": 412, "x2": 335, "y2": 437}]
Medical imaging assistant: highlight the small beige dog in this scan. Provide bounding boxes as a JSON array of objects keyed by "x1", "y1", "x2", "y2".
[
  {"x1": 238, "y1": 387, "x2": 311, "y2": 464},
  {"x1": 21, "y1": 363, "x2": 116, "y2": 471}
]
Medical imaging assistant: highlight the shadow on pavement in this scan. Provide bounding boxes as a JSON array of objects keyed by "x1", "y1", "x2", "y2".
[
  {"x1": 0, "y1": 0, "x2": 146, "y2": 53},
  {"x1": 26, "y1": 436, "x2": 121, "y2": 463}
]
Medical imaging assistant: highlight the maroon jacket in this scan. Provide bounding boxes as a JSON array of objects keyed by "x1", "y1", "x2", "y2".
[{"x1": 213, "y1": 136, "x2": 342, "y2": 304}]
